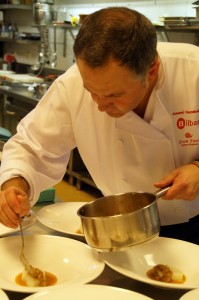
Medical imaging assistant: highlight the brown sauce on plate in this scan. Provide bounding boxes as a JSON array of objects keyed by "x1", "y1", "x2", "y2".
[{"x1": 15, "y1": 271, "x2": 57, "y2": 287}]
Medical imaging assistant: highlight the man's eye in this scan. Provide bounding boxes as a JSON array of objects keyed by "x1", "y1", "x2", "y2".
[{"x1": 107, "y1": 94, "x2": 122, "y2": 98}]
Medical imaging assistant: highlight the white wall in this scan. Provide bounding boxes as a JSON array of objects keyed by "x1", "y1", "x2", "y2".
[
  {"x1": 55, "y1": 0, "x2": 196, "y2": 22},
  {"x1": 3, "y1": 0, "x2": 198, "y2": 71}
]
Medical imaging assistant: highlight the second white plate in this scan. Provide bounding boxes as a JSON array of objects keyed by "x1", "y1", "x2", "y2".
[{"x1": 37, "y1": 202, "x2": 86, "y2": 237}]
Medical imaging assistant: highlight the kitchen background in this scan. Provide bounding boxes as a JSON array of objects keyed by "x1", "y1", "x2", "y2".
[{"x1": 0, "y1": 0, "x2": 198, "y2": 72}]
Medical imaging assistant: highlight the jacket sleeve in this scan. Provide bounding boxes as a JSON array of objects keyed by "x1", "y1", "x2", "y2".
[{"x1": 0, "y1": 75, "x2": 77, "y2": 206}]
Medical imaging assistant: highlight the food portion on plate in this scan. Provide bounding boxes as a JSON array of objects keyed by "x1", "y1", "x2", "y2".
[
  {"x1": 15, "y1": 269, "x2": 57, "y2": 287},
  {"x1": 146, "y1": 264, "x2": 185, "y2": 284},
  {"x1": 37, "y1": 202, "x2": 87, "y2": 237}
]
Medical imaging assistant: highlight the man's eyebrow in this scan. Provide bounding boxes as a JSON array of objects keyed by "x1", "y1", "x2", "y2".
[{"x1": 83, "y1": 85, "x2": 123, "y2": 97}]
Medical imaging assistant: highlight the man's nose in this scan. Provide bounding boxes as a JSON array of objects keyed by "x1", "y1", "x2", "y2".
[{"x1": 91, "y1": 93, "x2": 107, "y2": 104}]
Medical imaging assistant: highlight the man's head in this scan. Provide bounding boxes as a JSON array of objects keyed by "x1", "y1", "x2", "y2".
[
  {"x1": 74, "y1": 7, "x2": 159, "y2": 118},
  {"x1": 74, "y1": 7, "x2": 157, "y2": 77}
]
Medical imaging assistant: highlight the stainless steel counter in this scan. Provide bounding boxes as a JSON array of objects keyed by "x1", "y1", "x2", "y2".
[
  {"x1": 0, "y1": 85, "x2": 39, "y2": 135},
  {"x1": 2, "y1": 202, "x2": 188, "y2": 300},
  {"x1": 0, "y1": 85, "x2": 39, "y2": 106}
]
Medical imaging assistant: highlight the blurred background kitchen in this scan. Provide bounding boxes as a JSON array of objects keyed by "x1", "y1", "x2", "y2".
[{"x1": 0, "y1": 0, "x2": 198, "y2": 202}]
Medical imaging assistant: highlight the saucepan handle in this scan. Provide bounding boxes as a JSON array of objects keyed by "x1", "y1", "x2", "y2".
[{"x1": 155, "y1": 186, "x2": 171, "y2": 199}]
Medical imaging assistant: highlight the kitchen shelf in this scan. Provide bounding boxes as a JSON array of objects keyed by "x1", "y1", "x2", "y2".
[
  {"x1": 0, "y1": 4, "x2": 32, "y2": 10},
  {"x1": 33, "y1": 23, "x2": 78, "y2": 54},
  {"x1": 155, "y1": 25, "x2": 199, "y2": 45}
]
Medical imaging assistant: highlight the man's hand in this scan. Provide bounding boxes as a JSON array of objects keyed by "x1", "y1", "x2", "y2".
[
  {"x1": 154, "y1": 164, "x2": 199, "y2": 200},
  {"x1": 0, "y1": 177, "x2": 30, "y2": 228}
]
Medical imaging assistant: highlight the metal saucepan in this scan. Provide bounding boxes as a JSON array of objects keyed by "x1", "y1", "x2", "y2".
[{"x1": 77, "y1": 187, "x2": 170, "y2": 252}]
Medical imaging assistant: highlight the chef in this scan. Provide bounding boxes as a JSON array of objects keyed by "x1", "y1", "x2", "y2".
[{"x1": 0, "y1": 7, "x2": 199, "y2": 243}]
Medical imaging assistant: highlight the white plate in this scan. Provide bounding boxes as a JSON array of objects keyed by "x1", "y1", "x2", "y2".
[
  {"x1": 101, "y1": 237, "x2": 199, "y2": 290},
  {"x1": 0, "y1": 210, "x2": 36, "y2": 237},
  {"x1": 180, "y1": 288, "x2": 199, "y2": 300},
  {"x1": 0, "y1": 289, "x2": 9, "y2": 300},
  {"x1": 22, "y1": 284, "x2": 154, "y2": 300},
  {"x1": 37, "y1": 202, "x2": 86, "y2": 237},
  {"x1": 0, "y1": 235, "x2": 104, "y2": 293}
]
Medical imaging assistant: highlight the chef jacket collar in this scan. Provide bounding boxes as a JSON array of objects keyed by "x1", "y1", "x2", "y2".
[{"x1": 115, "y1": 59, "x2": 171, "y2": 139}]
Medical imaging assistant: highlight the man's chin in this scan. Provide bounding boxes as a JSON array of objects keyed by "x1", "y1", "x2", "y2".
[{"x1": 106, "y1": 110, "x2": 125, "y2": 118}]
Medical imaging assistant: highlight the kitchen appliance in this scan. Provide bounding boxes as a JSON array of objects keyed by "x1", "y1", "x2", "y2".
[
  {"x1": 78, "y1": 187, "x2": 169, "y2": 252},
  {"x1": 32, "y1": 0, "x2": 55, "y2": 73},
  {"x1": 33, "y1": 0, "x2": 55, "y2": 26}
]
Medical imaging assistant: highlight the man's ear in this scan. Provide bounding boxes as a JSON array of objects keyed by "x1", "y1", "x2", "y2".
[{"x1": 148, "y1": 55, "x2": 160, "y2": 81}]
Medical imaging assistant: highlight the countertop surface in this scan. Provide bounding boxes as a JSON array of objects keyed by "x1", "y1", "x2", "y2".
[
  {"x1": 1, "y1": 201, "x2": 189, "y2": 300},
  {"x1": 0, "y1": 85, "x2": 39, "y2": 106}
]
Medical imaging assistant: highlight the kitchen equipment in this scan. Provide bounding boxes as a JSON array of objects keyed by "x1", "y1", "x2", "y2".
[
  {"x1": 33, "y1": 0, "x2": 55, "y2": 26},
  {"x1": 77, "y1": 187, "x2": 169, "y2": 252},
  {"x1": 51, "y1": 26, "x2": 57, "y2": 68},
  {"x1": 18, "y1": 216, "x2": 46, "y2": 286},
  {"x1": 31, "y1": 26, "x2": 51, "y2": 74}
]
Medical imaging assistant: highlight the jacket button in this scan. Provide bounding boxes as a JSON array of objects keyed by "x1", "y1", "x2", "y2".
[
  {"x1": 121, "y1": 179, "x2": 127, "y2": 185},
  {"x1": 117, "y1": 139, "x2": 124, "y2": 146},
  {"x1": 174, "y1": 207, "x2": 185, "y2": 217}
]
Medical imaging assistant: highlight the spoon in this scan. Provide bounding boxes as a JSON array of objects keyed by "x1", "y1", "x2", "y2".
[{"x1": 18, "y1": 216, "x2": 46, "y2": 286}]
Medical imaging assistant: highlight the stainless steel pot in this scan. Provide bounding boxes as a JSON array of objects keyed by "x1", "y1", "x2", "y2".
[{"x1": 77, "y1": 187, "x2": 169, "y2": 252}]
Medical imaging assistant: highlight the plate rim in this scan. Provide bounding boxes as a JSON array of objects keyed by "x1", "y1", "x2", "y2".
[
  {"x1": 0, "y1": 288, "x2": 9, "y2": 300},
  {"x1": 179, "y1": 288, "x2": 199, "y2": 300},
  {"x1": 21, "y1": 284, "x2": 155, "y2": 300},
  {"x1": 0, "y1": 210, "x2": 37, "y2": 237},
  {"x1": 37, "y1": 202, "x2": 87, "y2": 236}
]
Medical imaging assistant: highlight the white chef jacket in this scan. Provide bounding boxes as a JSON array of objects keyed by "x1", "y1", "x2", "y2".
[{"x1": 0, "y1": 42, "x2": 199, "y2": 225}]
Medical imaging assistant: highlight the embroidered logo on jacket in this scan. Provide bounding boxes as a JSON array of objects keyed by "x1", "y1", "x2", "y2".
[{"x1": 173, "y1": 109, "x2": 199, "y2": 147}]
